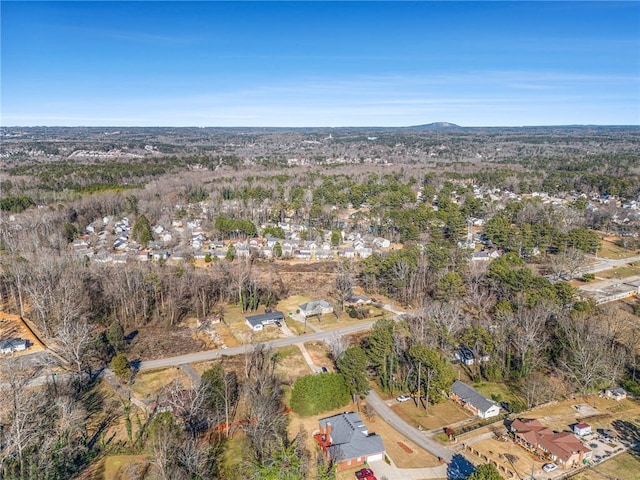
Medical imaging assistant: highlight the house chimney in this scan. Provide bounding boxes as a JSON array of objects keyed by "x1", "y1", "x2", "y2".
[{"x1": 326, "y1": 422, "x2": 332, "y2": 439}]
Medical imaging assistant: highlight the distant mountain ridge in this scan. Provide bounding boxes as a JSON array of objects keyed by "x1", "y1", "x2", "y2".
[{"x1": 407, "y1": 122, "x2": 462, "y2": 130}]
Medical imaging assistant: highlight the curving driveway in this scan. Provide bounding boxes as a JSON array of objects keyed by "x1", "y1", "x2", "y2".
[{"x1": 366, "y1": 390, "x2": 455, "y2": 463}]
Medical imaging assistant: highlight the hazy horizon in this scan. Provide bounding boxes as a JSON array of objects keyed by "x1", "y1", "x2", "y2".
[{"x1": 2, "y1": 1, "x2": 639, "y2": 127}]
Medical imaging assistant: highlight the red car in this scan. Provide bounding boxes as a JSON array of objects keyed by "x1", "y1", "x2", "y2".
[{"x1": 355, "y1": 468, "x2": 377, "y2": 480}]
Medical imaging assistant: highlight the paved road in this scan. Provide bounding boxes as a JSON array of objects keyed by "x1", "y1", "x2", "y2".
[
  {"x1": 366, "y1": 389, "x2": 455, "y2": 463},
  {"x1": 582, "y1": 254, "x2": 640, "y2": 275},
  {"x1": 138, "y1": 321, "x2": 376, "y2": 371}
]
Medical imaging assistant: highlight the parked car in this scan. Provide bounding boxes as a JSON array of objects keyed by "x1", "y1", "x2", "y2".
[
  {"x1": 321, "y1": 366, "x2": 328, "y2": 373},
  {"x1": 355, "y1": 468, "x2": 376, "y2": 480},
  {"x1": 542, "y1": 463, "x2": 558, "y2": 473},
  {"x1": 275, "y1": 321, "x2": 282, "y2": 327},
  {"x1": 396, "y1": 395, "x2": 411, "y2": 402}
]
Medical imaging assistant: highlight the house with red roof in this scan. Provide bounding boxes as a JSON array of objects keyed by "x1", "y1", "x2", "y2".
[{"x1": 510, "y1": 418, "x2": 591, "y2": 469}]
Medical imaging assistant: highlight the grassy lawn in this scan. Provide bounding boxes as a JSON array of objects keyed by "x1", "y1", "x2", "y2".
[
  {"x1": 596, "y1": 263, "x2": 640, "y2": 280},
  {"x1": 130, "y1": 367, "x2": 191, "y2": 402},
  {"x1": 362, "y1": 409, "x2": 441, "y2": 468},
  {"x1": 572, "y1": 452, "x2": 640, "y2": 479},
  {"x1": 472, "y1": 380, "x2": 525, "y2": 407},
  {"x1": 598, "y1": 238, "x2": 640, "y2": 259},
  {"x1": 277, "y1": 294, "x2": 312, "y2": 316},
  {"x1": 103, "y1": 454, "x2": 149, "y2": 480},
  {"x1": 393, "y1": 398, "x2": 473, "y2": 431},
  {"x1": 304, "y1": 341, "x2": 333, "y2": 370},
  {"x1": 276, "y1": 345, "x2": 313, "y2": 383},
  {"x1": 527, "y1": 396, "x2": 640, "y2": 441},
  {"x1": 285, "y1": 315, "x2": 306, "y2": 335}
]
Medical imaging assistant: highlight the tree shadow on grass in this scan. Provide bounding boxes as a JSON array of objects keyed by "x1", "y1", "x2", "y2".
[
  {"x1": 447, "y1": 453, "x2": 475, "y2": 480},
  {"x1": 611, "y1": 419, "x2": 640, "y2": 455}
]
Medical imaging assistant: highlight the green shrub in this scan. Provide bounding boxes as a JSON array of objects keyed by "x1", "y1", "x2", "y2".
[{"x1": 290, "y1": 373, "x2": 350, "y2": 416}]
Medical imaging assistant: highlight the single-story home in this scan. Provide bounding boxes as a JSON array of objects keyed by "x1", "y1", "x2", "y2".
[
  {"x1": 299, "y1": 300, "x2": 334, "y2": 318},
  {"x1": 511, "y1": 418, "x2": 591, "y2": 469},
  {"x1": 0, "y1": 338, "x2": 28, "y2": 354},
  {"x1": 450, "y1": 380, "x2": 501, "y2": 419},
  {"x1": 605, "y1": 387, "x2": 627, "y2": 401},
  {"x1": 346, "y1": 294, "x2": 373, "y2": 306},
  {"x1": 573, "y1": 423, "x2": 592, "y2": 436},
  {"x1": 245, "y1": 311, "x2": 285, "y2": 331},
  {"x1": 313, "y1": 412, "x2": 385, "y2": 471}
]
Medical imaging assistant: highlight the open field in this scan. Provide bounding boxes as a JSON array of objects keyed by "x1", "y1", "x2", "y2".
[
  {"x1": 130, "y1": 366, "x2": 192, "y2": 402},
  {"x1": 392, "y1": 397, "x2": 474, "y2": 431},
  {"x1": 598, "y1": 237, "x2": 640, "y2": 259},
  {"x1": 277, "y1": 294, "x2": 312, "y2": 316},
  {"x1": 0, "y1": 312, "x2": 45, "y2": 356},
  {"x1": 572, "y1": 452, "x2": 640, "y2": 479},
  {"x1": 275, "y1": 345, "x2": 312, "y2": 382},
  {"x1": 529, "y1": 396, "x2": 640, "y2": 435},
  {"x1": 595, "y1": 262, "x2": 640, "y2": 280},
  {"x1": 473, "y1": 380, "x2": 526, "y2": 408},
  {"x1": 304, "y1": 340, "x2": 333, "y2": 370},
  {"x1": 103, "y1": 454, "x2": 149, "y2": 480}
]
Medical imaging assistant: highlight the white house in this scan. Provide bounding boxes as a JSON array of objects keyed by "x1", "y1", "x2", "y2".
[
  {"x1": 605, "y1": 387, "x2": 627, "y2": 401},
  {"x1": 573, "y1": 423, "x2": 592, "y2": 436},
  {"x1": 450, "y1": 380, "x2": 501, "y2": 419},
  {"x1": 245, "y1": 311, "x2": 285, "y2": 331},
  {"x1": 0, "y1": 338, "x2": 28, "y2": 354}
]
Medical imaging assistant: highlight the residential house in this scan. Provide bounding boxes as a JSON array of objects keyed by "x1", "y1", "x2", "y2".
[
  {"x1": 373, "y1": 237, "x2": 391, "y2": 249},
  {"x1": 0, "y1": 338, "x2": 28, "y2": 354},
  {"x1": 265, "y1": 237, "x2": 280, "y2": 248},
  {"x1": 245, "y1": 311, "x2": 285, "y2": 331},
  {"x1": 471, "y1": 251, "x2": 490, "y2": 262},
  {"x1": 338, "y1": 247, "x2": 356, "y2": 259},
  {"x1": 605, "y1": 387, "x2": 627, "y2": 401},
  {"x1": 450, "y1": 380, "x2": 501, "y2": 419},
  {"x1": 510, "y1": 418, "x2": 591, "y2": 469},
  {"x1": 299, "y1": 300, "x2": 334, "y2": 318},
  {"x1": 346, "y1": 294, "x2": 372, "y2": 307},
  {"x1": 454, "y1": 346, "x2": 489, "y2": 366},
  {"x1": 313, "y1": 412, "x2": 385, "y2": 471},
  {"x1": 294, "y1": 248, "x2": 312, "y2": 260},
  {"x1": 211, "y1": 249, "x2": 228, "y2": 260},
  {"x1": 315, "y1": 248, "x2": 334, "y2": 260},
  {"x1": 355, "y1": 246, "x2": 373, "y2": 259}
]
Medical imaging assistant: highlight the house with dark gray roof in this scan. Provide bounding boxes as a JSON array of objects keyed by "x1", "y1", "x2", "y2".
[
  {"x1": 0, "y1": 338, "x2": 28, "y2": 355},
  {"x1": 245, "y1": 311, "x2": 285, "y2": 331},
  {"x1": 450, "y1": 380, "x2": 501, "y2": 419},
  {"x1": 313, "y1": 412, "x2": 385, "y2": 471}
]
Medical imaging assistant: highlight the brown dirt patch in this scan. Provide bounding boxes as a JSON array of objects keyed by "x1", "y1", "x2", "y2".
[
  {"x1": 398, "y1": 441, "x2": 413, "y2": 453},
  {"x1": 126, "y1": 324, "x2": 207, "y2": 361}
]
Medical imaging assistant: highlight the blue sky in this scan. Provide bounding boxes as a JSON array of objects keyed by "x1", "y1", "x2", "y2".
[{"x1": 2, "y1": 1, "x2": 639, "y2": 127}]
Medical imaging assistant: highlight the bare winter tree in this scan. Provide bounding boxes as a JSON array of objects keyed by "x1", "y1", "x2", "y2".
[
  {"x1": 510, "y1": 299, "x2": 555, "y2": 377},
  {"x1": 55, "y1": 317, "x2": 93, "y2": 376},
  {"x1": 333, "y1": 261, "x2": 355, "y2": 312},
  {"x1": 556, "y1": 311, "x2": 625, "y2": 394},
  {"x1": 546, "y1": 247, "x2": 587, "y2": 280},
  {"x1": 327, "y1": 333, "x2": 351, "y2": 363},
  {"x1": 242, "y1": 344, "x2": 288, "y2": 465}
]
